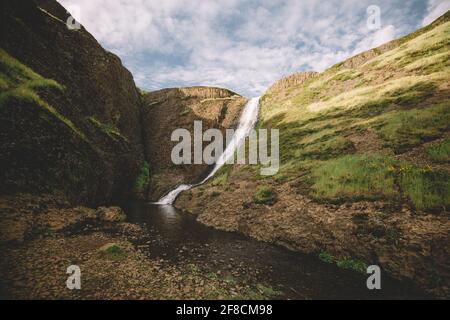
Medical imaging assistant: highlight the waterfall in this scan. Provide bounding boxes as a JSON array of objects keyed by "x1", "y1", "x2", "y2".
[{"x1": 156, "y1": 97, "x2": 260, "y2": 205}]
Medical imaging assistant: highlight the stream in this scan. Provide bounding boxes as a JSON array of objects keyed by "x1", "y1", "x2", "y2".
[{"x1": 124, "y1": 202, "x2": 429, "y2": 300}]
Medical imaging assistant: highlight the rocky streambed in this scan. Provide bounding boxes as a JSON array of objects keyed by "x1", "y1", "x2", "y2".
[{"x1": 0, "y1": 194, "x2": 430, "y2": 299}]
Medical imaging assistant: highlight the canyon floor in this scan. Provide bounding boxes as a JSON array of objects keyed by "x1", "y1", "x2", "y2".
[{"x1": 0, "y1": 194, "x2": 431, "y2": 300}]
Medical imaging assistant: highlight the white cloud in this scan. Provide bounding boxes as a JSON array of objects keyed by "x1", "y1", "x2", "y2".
[
  {"x1": 57, "y1": 0, "x2": 429, "y2": 96},
  {"x1": 422, "y1": 0, "x2": 450, "y2": 26}
]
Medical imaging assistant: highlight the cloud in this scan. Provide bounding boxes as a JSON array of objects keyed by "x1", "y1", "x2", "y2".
[
  {"x1": 352, "y1": 25, "x2": 397, "y2": 55},
  {"x1": 57, "y1": 0, "x2": 432, "y2": 97},
  {"x1": 422, "y1": 0, "x2": 450, "y2": 26}
]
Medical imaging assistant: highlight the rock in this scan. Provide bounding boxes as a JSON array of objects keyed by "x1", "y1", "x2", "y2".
[
  {"x1": 0, "y1": 0, "x2": 145, "y2": 205},
  {"x1": 0, "y1": 218, "x2": 30, "y2": 243},
  {"x1": 97, "y1": 207, "x2": 126, "y2": 222},
  {"x1": 141, "y1": 87, "x2": 248, "y2": 201}
]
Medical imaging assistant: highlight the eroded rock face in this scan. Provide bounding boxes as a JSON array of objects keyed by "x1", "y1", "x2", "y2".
[
  {"x1": 141, "y1": 87, "x2": 248, "y2": 200},
  {"x1": 266, "y1": 72, "x2": 318, "y2": 95},
  {"x1": 0, "y1": 0, "x2": 145, "y2": 205}
]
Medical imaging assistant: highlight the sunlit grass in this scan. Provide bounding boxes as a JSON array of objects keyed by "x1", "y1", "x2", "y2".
[
  {"x1": 0, "y1": 49, "x2": 87, "y2": 140},
  {"x1": 399, "y1": 163, "x2": 450, "y2": 211},
  {"x1": 310, "y1": 154, "x2": 397, "y2": 202}
]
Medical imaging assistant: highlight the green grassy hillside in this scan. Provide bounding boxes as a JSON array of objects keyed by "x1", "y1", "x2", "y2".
[{"x1": 258, "y1": 12, "x2": 450, "y2": 211}]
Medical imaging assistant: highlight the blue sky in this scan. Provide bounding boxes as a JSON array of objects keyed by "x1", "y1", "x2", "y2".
[{"x1": 58, "y1": 0, "x2": 449, "y2": 97}]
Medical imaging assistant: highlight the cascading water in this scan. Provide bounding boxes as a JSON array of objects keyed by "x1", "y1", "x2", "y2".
[{"x1": 156, "y1": 97, "x2": 260, "y2": 205}]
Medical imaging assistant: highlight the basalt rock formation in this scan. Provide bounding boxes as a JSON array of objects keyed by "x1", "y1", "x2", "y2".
[{"x1": 266, "y1": 71, "x2": 318, "y2": 95}]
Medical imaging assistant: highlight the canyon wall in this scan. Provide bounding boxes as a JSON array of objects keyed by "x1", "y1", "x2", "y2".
[{"x1": 141, "y1": 87, "x2": 247, "y2": 200}]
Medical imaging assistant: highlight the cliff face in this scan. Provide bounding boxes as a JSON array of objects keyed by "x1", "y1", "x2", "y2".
[
  {"x1": 0, "y1": 0, "x2": 145, "y2": 205},
  {"x1": 141, "y1": 87, "x2": 247, "y2": 200},
  {"x1": 176, "y1": 12, "x2": 450, "y2": 297}
]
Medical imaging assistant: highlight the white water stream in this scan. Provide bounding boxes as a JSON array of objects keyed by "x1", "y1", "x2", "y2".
[{"x1": 156, "y1": 97, "x2": 260, "y2": 205}]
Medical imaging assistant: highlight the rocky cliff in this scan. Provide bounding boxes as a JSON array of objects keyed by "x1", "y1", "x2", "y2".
[
  {"x1": 141, "y1": 87, "x2": 247, "y2": 200},
  {"x1": 266, "y1": 71, "x2": 318, "y2": 95},
  {"x1": 0, "y1": 0, "x2": 145, "y2": 205}
]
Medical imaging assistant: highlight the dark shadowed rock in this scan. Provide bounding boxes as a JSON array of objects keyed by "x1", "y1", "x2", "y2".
[{"x1": 0, "y1": 0, "x2": 145, "y2": 205}]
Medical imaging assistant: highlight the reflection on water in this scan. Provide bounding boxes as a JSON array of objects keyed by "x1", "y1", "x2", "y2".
[{"x1": 124, "y1": 202, "x2": 429, "y2": 300}]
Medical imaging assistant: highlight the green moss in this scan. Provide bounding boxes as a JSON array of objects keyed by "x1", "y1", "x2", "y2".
[
  {"x1": 336, "y1": 258, "x2": 368, "y2": 274},
  {"x1": 253, "y1": 186, "x2": 277, "y2": 205},
  {"x1": 310, "y1": 154, "x2": 397, "y2": 202},
  {"x1": 318, "y1": 251, "x2": 368, "y2": 274},
  {"x1": 102, "y1": 244, "x2": 127, "y2": 261},
  {"x1": 319, "y1": 251, "x2": 334, "y2": 264},
  {"x1": 134, "y1": 161, "x2": 150, "y2": 193},
  {"x1": 426, "y1": 138, "x2": 450, "y2": 162},
  {"x1": 87, "y1": 116, "x2": 129, "y2": 144},
  {"x1": 210, "y1": 164, "x2": 232, "y2": 186},
  {"x1": 399, "y1": 163, "x2": 450, "y2": 211}
]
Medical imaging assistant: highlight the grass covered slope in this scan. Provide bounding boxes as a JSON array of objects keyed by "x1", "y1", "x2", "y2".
[
  {"x1": 259, "y1": 12, "x2": 450, "y2": 211},
  {"x1": 176, "y1": 12, "x2": 450, "y2": 296}
]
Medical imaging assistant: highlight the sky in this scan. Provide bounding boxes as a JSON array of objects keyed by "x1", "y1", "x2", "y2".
[{"x1": 57, "y1": 0, "x2": 450, "y2": 97}]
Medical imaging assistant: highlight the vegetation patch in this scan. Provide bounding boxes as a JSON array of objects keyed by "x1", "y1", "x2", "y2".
[
  {"x1": 372, "y1": 101, "x2": 450, "y2": 152},
  {"x1": 134, "y1": 161, "x2": 150, "y2": 194},
  {"x1": 399, "y1": 163, "x2": 450, "y2": 211},
  {"x1": 87, "y1": 116, "x2": 129, "y2": 144},
  {"x1": 319, "y1": 251, "x2": 334, "y2": 264},
  {"x1": 253, "y1": 186, "x2": 277, "y2": 205},
  {"x1": 336, "y1": 258, "x2": 368, "y2": 274},
  {"x1": 318, "y1": 251, "x2": 368, "y2": 274},
  {"x1": 210, "y1": 164, "x2": 232, "y2": 186},
  {"x1": 0, "y1": 49, "x2": 87, "y2": 141},
  {"x1": 310, "y1": 154, "x2": 397, "y2": 202},
  {"x1": 99, "y1": 244, "x2": 128, "y2": 261},
  {"x1": 426, "y1": 138, "x2": 450, "y2": 163}
]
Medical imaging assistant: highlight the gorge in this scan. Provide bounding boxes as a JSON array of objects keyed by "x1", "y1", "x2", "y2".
[
  {"x1": 158, "y1": 97, "x2": 260, "y2": 205},
  {"x1": 0, "y1": 0, "x2": 449, "y2": 300}
]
